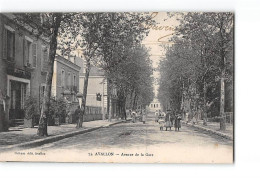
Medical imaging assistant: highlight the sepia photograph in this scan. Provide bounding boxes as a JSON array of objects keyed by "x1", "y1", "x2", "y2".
[{"x1": 0, "y1": 12, "x2": 234, "y2": 163}]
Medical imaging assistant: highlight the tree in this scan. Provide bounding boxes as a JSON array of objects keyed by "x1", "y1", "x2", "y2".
[
  {"x1": 58, "y1": 13, "x2": 106, "y2": 127},
  {"x1": 14, "y1": 13, "x2": 64, "y2": 136},
  {"x1": 175, "y1": 12, "x2": 233, "y2": 130},
  {"x1": 159, "y1": 13, "x2": 233, "y2": 130},
  {"x1": 91, "y1": 13, "x2": 153, "y2": 120}
]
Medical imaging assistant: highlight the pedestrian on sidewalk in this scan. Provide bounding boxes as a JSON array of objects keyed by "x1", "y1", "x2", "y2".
[
  {"x1": 174, "y1": 114, "x2": 182, "y2": 131},
  {"x1": 132, "y1": 110, "x2": 136, "y2": 123},
  {"x1": 165, "y1": 109, "x2": 173, "y2": 131},
  {"x1": 75, "y1": 106, "x2": 83, "y2": 128},
  {"x1": 142, "y1": 109, "x2": 146, "y2": 124}
]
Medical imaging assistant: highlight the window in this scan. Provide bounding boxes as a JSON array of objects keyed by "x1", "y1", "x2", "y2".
[
  {"x1": 7, "y1": 30, "x2": 15, "y2": 61},
  {"x1": 43, "y1": 46, "x2": 48, "y2": 61},
  {"x1": 73, "y1": 75, "x2": 76, "y2": 86},
  {"x1": 2, "y1": 26, "x2": 15, "y2": 61},
  {"x1": 41, "y1": 46, "x2": 48, "y2": 71},
  {"x1": 23, "y1": 36, "x2": 37, "y2": 68},
  {"x1": 32, "y1": 43, "x2": 37, "y2": 68},
  {"x1": 73, "y1": 75, "x2": 76, "y2": 101},
  {"x1": 156, "y1": 104, "x2": 158, "y2": 108},
  {"x1": 61, "y1": 70, "x2": 65, "y2": 87},
  {"x1": 67, "y1": 72, "x2": 71, "y2": 88}
]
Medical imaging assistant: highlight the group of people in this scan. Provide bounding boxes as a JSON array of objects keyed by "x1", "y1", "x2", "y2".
[
  {"x1": 157, "y1": 109, "x2": 182, "y2": 131},
  {"x1": 130, "y1": 109, "x2": 147, "y2": 124}
]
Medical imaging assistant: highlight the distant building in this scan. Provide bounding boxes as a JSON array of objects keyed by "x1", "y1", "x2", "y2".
[
  {"x1": 75, "y1": 57, "x2": 108, "y2": 120},
  {"x1": 0, "y1": 13, "x2": 50, "y2": 127},
  {"x1": 51, "y1": 55, "x2": 80, "y2": 102},
  {"x1": 148, "y1": 98, "x2": 162, "y2": 113}
]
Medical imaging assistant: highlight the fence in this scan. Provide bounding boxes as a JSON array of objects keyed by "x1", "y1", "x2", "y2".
[
  {"x1": 207, "y1": 112, "x2": 233, "y2": 124},
  {"x1": 83, "y1": 106, "x2": 103, "y2": 122}
]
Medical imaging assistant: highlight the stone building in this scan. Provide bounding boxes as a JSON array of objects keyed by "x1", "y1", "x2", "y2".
[
  {"x1": 0, "y1": 13, "x2": 50, "y2": 128},
  {"x1": 148, "y1": 98, "x2": 162, "y2": 113},
  {"x1": 75, "y1": 57, "x2": 108, "y2": 120},
  {"x1": 51, "y1": 55, "x2": 80, "y2": 102}
]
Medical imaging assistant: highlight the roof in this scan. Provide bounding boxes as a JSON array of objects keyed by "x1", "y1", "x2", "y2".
[
  {"x1": 55, "y1": 55, "x2": 81, "y2": 71},
  {"x1": 74, "y1": 57, "x2": 105, "y2": 77}
]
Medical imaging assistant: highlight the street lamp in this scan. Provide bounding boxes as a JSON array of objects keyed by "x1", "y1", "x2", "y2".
[{"x1": 76, "y1": 92, "x2": 83, "y2": 108}]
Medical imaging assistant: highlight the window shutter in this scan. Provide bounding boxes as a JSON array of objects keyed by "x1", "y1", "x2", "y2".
[
  {"x1": 32, "y1": 43, "x2": 37, "y2": 68},
  {"x1": 43, "y1": 47, "x2": 48, "y2": 61},
  {"x1": 41, "y1": 46, "x2": 44, "y2": 71},
  {"x1": 29, "y1": 42, "x2": 32, "y2": 65},
  {"x1": 2, "y1": 28, "x2": 7, "y2": 59},
  {"x1": 23, "y1": 39, "x2": 28, "y2": 66}
]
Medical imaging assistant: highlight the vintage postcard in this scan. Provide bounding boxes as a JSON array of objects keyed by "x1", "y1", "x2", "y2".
[{"x1": 0, "y1": 12, "x2": 234, "y2": 163}]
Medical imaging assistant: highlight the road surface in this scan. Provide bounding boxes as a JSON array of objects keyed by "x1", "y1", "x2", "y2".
[{"x1": 23, "y1": 117, "x2": 233, "y2": 163}]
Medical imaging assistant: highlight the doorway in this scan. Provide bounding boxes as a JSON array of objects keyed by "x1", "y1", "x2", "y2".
[{"x1": 9, "y1": 80, "x2": 27, "y2": 119}]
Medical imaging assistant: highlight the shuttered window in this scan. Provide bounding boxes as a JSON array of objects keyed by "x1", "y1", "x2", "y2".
[
  {"x1": 2, "y1": 28, "x2": 7, "y2": 60},
  {"x1": 61, "y1": 70, "x2": 65, "y2": 87},
  {"x1": 23, "y1": 38, "x2": 33, "y2": 66},
  {"x1": 32, "y1": 43, "x2": 37, "y2": 68},
  {"x1": 7, "y1": 30, "x2": 15, "y2": 61},
  {"x1": 2, "y1": 26, "x2": 15, "y2": 61},
  {"x1": 43, "y1": 47, "x2": 48, "y2": 61}
]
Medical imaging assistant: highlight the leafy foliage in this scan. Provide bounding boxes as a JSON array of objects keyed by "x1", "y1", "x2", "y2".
[{"x1": 158, "y1": 12, "x2": 234, "y2": 117}]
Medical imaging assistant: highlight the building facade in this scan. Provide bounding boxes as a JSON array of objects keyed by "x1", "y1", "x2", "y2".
[
  {"x1": 75, "y1": 57, "x2": 108, "y2": 120},
  {"x1": 148, "y1": 98, "x2": 162, "y2": 113},
  {"x1": 0, "y1": 13, "x2": 49, "y2": 128},
  {"x1": 51, "y1": 55, "x2": 80, "y2": 102}
]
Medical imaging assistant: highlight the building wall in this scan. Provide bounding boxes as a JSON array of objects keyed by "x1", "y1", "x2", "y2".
[
  {"x1": 148, "y1": 98, "x2": 162, "y2": 113},
  {"x1": 52, "y1": 56, "x2": 80, "y2": 101},
  {"x1": 79, "y1": 74, "x2": 108, "y2": 115},
  {"x1": 0, "y1": 15, "x2": 8, "y2": 96},
  {"x1": 0, "y1": 14, "x2": 49, "y2": 121}
]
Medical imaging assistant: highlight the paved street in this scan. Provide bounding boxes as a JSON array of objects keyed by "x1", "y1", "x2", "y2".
[{"x1": 16, "y1": 116, "x2": 233, "y2": 163}]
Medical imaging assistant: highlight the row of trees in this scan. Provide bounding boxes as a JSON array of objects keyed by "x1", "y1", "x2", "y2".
[
  {"x1": 17, "y1": 12, "x2": 154, "y2": 136},
  {"x1": 158, "y1": 12, "x2": 233, "y2": 130}
]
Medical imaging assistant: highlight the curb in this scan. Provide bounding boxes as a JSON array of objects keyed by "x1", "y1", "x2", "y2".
[
  {"x1": 0, "y1": 120, "x2": 127, "y2": 152},
  {"x1": 182, "y1": 122, "x2": 233, "y2": 140}
]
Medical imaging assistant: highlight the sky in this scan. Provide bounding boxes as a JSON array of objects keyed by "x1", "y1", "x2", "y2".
[{"x1": 141, "y1": 12, "x2": 180, "y2": 97}]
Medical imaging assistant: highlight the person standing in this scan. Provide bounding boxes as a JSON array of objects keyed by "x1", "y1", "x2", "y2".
[
  {"x1": 175, "y1": 114, "x2": 182, "y2": 131},
  {"x1": 165, "y1": 109, "x2": 173, "y2": 131},
  {"x1": 132, "y1": 110, "x2": 136, "y2": 123},
  {"x1": 142, "y1": 109, "x2": 146, "y2": 124},
  {"x1": 75, "y1": 105, "x2": 82, "y2": 128}
]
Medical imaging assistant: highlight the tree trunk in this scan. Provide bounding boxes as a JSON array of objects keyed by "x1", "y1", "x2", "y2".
[
  {"x1": 129, "y1": 88, "x2": 134, "y2": 109},
  {"x1": 219, "y1": 21, "x2": 226, "y2": 131},
  {"x1": 108, "y1": 94, "x2": 112, "y2": 122},
  {"x1": 132, "y1": 92, "x2": 137, "y2": 110},
  {"x1": 220, "y1": 70, "x2": 226, "y2": 130},
  {"x1": 203, "y1": 80, "x2": 207, "y2": 126},
  {"x1": 108, "y1": 81, "x2": 112, "y2": 122},
  {"x1": 78, "y1": 58, "x2": 91, "y2": 128},
  {"x1": 123, "y1": 97, "x2": 127, "y2": 120},
  {"x1": 37, "y1": 14, "x2": 62, "y2": 136}
]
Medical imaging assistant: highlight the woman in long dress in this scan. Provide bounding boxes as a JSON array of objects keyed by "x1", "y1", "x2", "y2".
[
  {"x1": 174, "y1": 114, "x2": 182, "y2": 131},
  {"x1": 132, "y1": 111, "x2": 136, "y2": 123},
  {"x1": 142, "y1": 109, "x2": 146, "y2": 124},
  {"x1": 164, "y1": 110, "x2": 173, "y2": 131}
]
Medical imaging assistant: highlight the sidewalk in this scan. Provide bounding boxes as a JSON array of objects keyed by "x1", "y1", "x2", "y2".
[
  {"x1": 182, "y1": 120, "x2": 233, "y2": 140},
  {"x1": 0, "y1": 118, "x2": 127, "y2": 151}
]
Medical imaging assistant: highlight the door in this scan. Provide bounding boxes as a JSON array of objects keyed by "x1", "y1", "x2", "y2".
[{"x1": 9, "y1": 81, "x2": 26, "y2": 119}]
